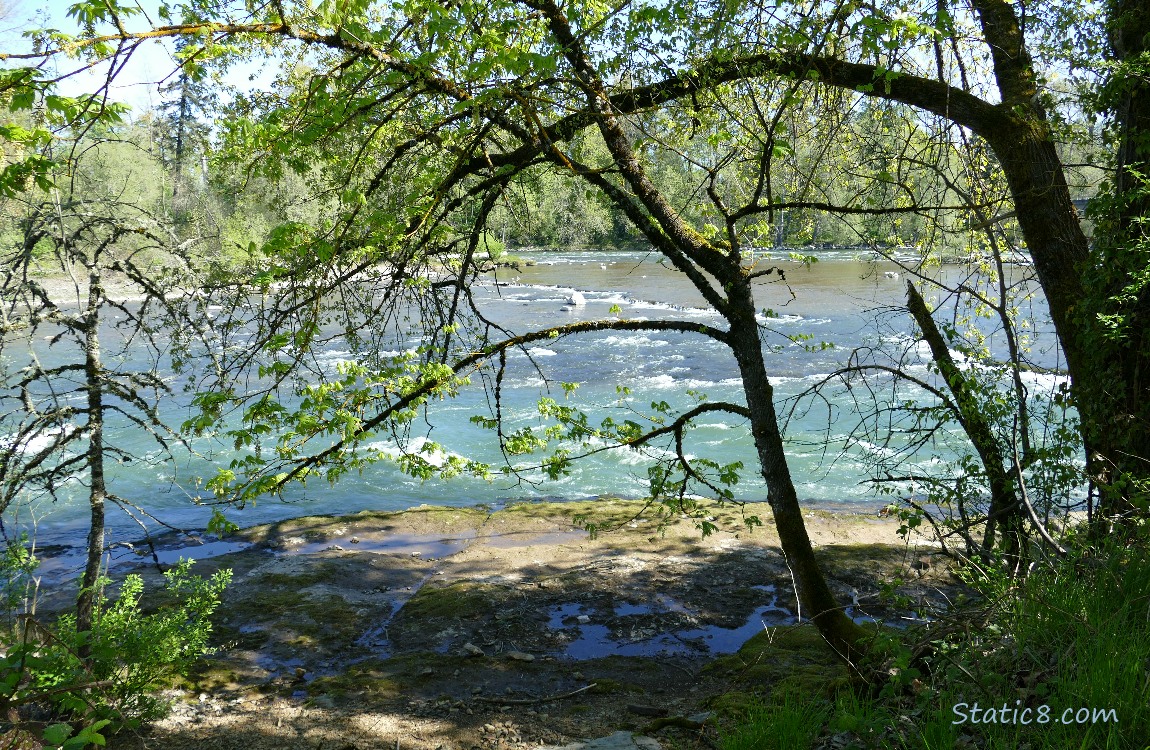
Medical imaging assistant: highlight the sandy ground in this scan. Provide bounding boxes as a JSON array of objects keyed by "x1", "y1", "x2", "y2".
[{"x1": 90, "y1": 499, "x2": 960, "y2": 750}]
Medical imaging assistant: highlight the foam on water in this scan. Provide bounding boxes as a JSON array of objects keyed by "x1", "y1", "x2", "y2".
[{"x1": 8, "y1": 250, "x2": 1077, "y2": 553}]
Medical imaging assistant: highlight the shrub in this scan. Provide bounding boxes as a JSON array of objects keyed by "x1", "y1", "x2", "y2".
[{"x1": 1, "y1": 550, "x2": 230, "y2": 748}]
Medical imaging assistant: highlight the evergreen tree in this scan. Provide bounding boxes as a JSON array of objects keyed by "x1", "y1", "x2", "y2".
[{"x1": 156, "y1": 37, "x2": 216, "y2": 205}]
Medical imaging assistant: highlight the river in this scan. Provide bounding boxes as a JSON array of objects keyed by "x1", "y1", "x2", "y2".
[{"x1": 3, "y1": 248, "x2": 1069, "y2": 562}]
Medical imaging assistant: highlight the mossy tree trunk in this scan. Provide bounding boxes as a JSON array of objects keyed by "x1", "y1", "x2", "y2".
[
  {"x1": 1075, "y1": 0, "x2": 1150, "y2": 520},
  {"x1": 530, "y1": 0, "x2": 866, "y2": 664},
  {"x1": 77, "y1": 268, "x2": 106, "y2": 655}
]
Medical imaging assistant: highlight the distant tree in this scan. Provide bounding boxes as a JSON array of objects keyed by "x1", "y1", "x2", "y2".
[{"x1": 156, "y1": 36, "x2": 216, "y2": 206}]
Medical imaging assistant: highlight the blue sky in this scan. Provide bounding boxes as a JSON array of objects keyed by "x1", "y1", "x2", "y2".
[{"x1": 1, "y1": 0, "x2": 274, "y2": 117}]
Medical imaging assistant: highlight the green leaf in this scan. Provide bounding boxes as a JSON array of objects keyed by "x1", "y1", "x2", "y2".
[
  {"x1": 43, "y1": 724, "x2": 74, "y2": 746},
  {"x1": 9, "y1": 90, "x2": 34, "y2": 110}
]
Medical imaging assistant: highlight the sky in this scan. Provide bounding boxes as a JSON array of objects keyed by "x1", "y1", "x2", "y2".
[{"x1": 0, "y1": 0, "x2": 274, "y2": 117}]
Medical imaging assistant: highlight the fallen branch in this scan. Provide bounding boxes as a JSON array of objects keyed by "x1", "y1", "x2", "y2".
[{"x1": 472, "y1": 683, "x2": 597, "y2": 705}]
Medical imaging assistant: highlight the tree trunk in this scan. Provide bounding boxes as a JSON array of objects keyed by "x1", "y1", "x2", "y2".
[
  {"x1": 1110, "y1": 0, "x2": 1150, "y2": 230},
  {"x1": 1080, "y1": 0, "x2": 1150, "y2": 518},
  {"x1": 76, "y1": 270, "x2": 105, "y2": 657},
  {"x1": 727, "y1": 280, "x2": 868, "y2": 666},
  {"x1": 906, "y1": 282, "x2": 1023, "y2": 567},
  {"x1": 972, "y1": 0, "x2": 1150, "y2": 518},
  {"x1": 528, "y1": 0, "x2": 866, "y2": 665}
]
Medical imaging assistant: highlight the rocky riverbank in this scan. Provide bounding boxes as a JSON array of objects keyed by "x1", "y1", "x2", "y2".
[{"x1": 117, "y1": 499, "x2": 958, "y2": 750}]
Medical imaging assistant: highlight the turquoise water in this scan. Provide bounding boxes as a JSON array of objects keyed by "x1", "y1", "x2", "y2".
[{"x1": 3, "y1": 249, "x2": 1068, "y2": 556}]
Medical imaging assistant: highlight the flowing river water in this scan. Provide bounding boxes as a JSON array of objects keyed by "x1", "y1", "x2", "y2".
[{"x1": 4, "y1": 248, "x2": 1068, "y2": 563}]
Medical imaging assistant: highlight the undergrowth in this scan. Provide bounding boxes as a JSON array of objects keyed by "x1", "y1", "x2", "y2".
[
  {"x1": 721, "y1": 542, "x2": 1150, "y2": 750},
  {"x1": 0, "y1": 542, "x2": 230, "y2": 749}
]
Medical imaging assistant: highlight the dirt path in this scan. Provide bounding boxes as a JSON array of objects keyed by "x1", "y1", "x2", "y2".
[{"x1": 119, "y1": 500, "x2": 956, "y2": 750}]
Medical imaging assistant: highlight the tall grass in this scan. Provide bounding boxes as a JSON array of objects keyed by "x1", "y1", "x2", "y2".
[
  {"x1": 720, "y1": 690, "x2": 831, "y2": 750},
  {"x1": 719, "y1": 543, "x2": 1150, "y2": 749}
]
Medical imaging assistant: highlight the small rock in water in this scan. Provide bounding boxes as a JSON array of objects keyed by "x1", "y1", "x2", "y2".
[
  {"x1": 576, "y1": 615, "x2": 591, "y2": 624},
  {"x1": 462, "y1": 642, "x2": 485, "y2": 657},
  {"x1": 325, "y1": 544, "x2": 344, "y2": 551},
  {"x1": 350, "y1": 536, "x2": 361, "y2": 544},
  {"x1": 505, "y1": 651, "x2": 535, "y2": 662}
]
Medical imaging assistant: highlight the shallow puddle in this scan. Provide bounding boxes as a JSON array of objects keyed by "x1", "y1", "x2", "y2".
[
  {"x1": 153, "y1": 540, "x2": 253, "y2": 565},
  {"x1": 287, "y1": 530, "x2": 477, "y2": 558},
  {"x1": 483, "y1": 529, "x2": 589, "y2": 548},
  {"x1": 547, "y1": 587, "x2": 795, "y2": 659},
  {"x1": 34, "y1": 538, "x2": 252, "y2": 584}
]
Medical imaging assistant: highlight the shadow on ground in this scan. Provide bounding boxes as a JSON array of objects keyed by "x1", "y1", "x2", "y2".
[{"x1": 98, "y1": 500, "x2": 958, "y2": 750}]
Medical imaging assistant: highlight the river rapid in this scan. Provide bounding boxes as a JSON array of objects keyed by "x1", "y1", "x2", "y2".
[{"x1": 4, "y1": 248, "x2": 1068, "y2": 561}]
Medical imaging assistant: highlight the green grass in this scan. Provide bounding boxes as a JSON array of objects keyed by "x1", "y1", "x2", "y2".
[
  {"x1": 720, "y1": 691, "x2": 831, "y2": 750},
  {"x1": 719, "y1": 542, "x2": 1150, "y2": 750}
]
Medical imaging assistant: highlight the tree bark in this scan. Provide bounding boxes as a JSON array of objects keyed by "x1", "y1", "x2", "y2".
[
  {"x1": 76, "y1": 269, "x2": 106, "y2": 657},
  {"x1": 727, "y1": 279, "x2": 867, "y2": 666},
  {"x1": 1078, "y1": 0, "x2": 1150, "y2": 517}
]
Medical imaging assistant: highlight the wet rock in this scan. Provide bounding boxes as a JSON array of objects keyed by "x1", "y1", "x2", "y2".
[
  {"x1": 505, "y1": 651, "x2": 535, "y2": 662},
  {"x1": 0, "y1": 729, "x2": 42, "y2": 750},
  {"x1": 576, "y1": 615, "x2": 591, "y2": 624},
  {"x1": 462, "y1": 642, "x2": 485, "y2": 657}
]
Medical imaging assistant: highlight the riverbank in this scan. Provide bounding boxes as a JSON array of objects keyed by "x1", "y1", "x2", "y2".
[{"x1": 112, "y1": 499, "x2": 958, "y2": 750}]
